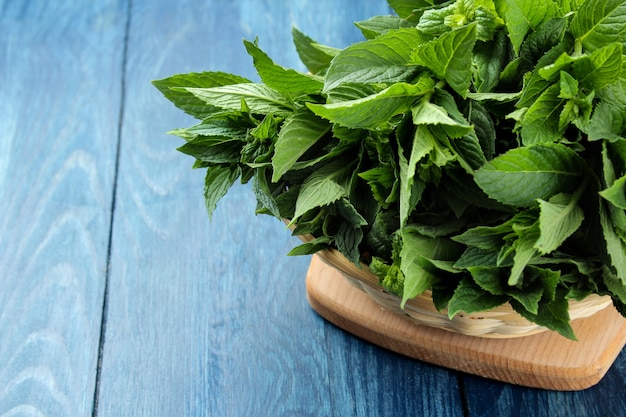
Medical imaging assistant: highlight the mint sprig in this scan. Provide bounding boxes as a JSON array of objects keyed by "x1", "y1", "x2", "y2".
[{"x1": 155, "y1": 0, "x2": 626, "y2": 339}]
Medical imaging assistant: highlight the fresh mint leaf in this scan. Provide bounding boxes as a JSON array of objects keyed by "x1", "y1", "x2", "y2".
[
  {"x1": 600, "y1": 201, "x2": 626, "y2": 285},
  {"x1": 507, "y1": 282, "x2": 544, "y2": 314},
  {"x1": 153, "y1": 72, "x2": 251, "y2": 119},
  {"x1": 356, "y1": 15, "x2": 415, "y2": 39},
  {"x1": 510, "y1": 291, "x2": 576, "y2": 340},
  {"x1": 474, "y1": 143, "x2": 585, "y2": 207},
  {"x1": 183, "y1": 84, "x2": 295, "y2": 116},
  {"x1": 169, "y1": 115, "x2": 249, "y2": 141},
  {"x1": 467, "y1": 101, "x2": 496, "y2": 160},
  {"x1": 603, "y1": 267, "x2": 626, "y2": 304},
  {"x1": 520, "y1": 84, "x2": 565, "y2": 145},
  {"x1": 456, "y1": 248, "x2": 500, "y2": 268},
  {"x1": 473, "y1": 30, "x2": 510, "y2": 93},
  {"x1": 287, "y1": 236, "x2": 332, "y2": 256},
  {"x1": 570, "y1": 0, "x2": 626, "y2": 52},
  {"x1": 243, "y1": 39, "x2": 324, "y2": 93},
  {"x1": 411, "y1": 97, "x2": 474, "y2": 137},
  {"x1": 399, "y1": 230, "x2": 440, "y2": 308},
  {"x1": 509, "y1": 222, "x2": 540, "y2": 285},
  {"x1": 468, "y1": 266, "x2": 506, "y2": 294},
  {"x1": 308, "y1": 80, "x2": 434, "y2": 129},
  {"x1": 336, "y1": 222, "x2": 364, "y2": 265},
  {"x1": 587, "y1": 100, "x2": 626, "y2": 142},
  {"x1": 291, "y1": 27, "x2": 339, "y2": 75},
  {"x1": 271, "y1": 109, "x2": 331, "y2": 182},
  {"x1": 324, "y1": 28, "x2": 426, "y2": 91},
  {"x1": 519, "y1": 18, "x2": 568, "y2": 70},
  {"x1": 252, "y1": 169, "x2": 281, "y2": 217},
  {"x1": 535, "y1": 192, "x2": 585, "y2": 254},
  {"x1": 558, "y1": 71, "x2": 579, "y2": 99},
  {"x1": 497, "y1": 0, "x2": 559, "y2": 55},
  {"x1": 204, "y1": 164, "x2": 241, "y2": 218},
  {"x1": 398, "y1": 133, "x2": 427, "y2": 227},
  {"x1": 416, "y1": 3, "x2": 456, "y2": 37},
  {"x1": 292, "y1": 159, "x2": 354, "y2": 221},
  {"x1": 418, "y1": 0, "x2": 503, "y2": 41},
  {"x1": 447, "y1": 277, "x2": 508, "y2": 318},
  {"x1": 388, "y1": 0, "x2": 433, "y2": 22},
  {"x1": 573, "y1": 42, "x2": 623, "y2": 90},
  {"x1": 600, "y1": 175, "x2": 626, "y2": 209},
  {"x1": 177, "y1": 136, "x2": 243, "y2": 163},
  {"x1": 411, "y1": 23, "x2": 477, "y2": 97}
]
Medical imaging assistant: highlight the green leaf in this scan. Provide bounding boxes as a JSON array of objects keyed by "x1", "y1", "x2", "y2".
[
  {"x1": 324, "y1": 28, "x2": 426, "y2": 91},
  {"x1": 243, "y1": 39, "x2": 324, "y2": 94},
  {"x1": 153, "y1": 72, "x2": 251, "y2": 119},
  {"x1": 252, "y1": 169, "x2": 281, "y2": 218},
  {"x1": 335, "y1": 222, "x2": 364, "y2": 265},
  {"x1": 473, "y1": 30, "x2": 510, "y2": 93},
  {"x1": 411, "y1": 97, "x2": 474, "y2": 137},
  {"x1": 272, "y1": 109, "x2": 331, "y2": 182},
  {"x1": 558, "y1": 71, "x2": 579, "y2": 99},
  {"x1": 177, "y1": 136, "x2": 242, "y2": 163},
  {"x1": 467, "y1": 101, "x2": 496, "y2": 160},
  {"x1": 411, "y1": 23, "x2": 477, "y2": 97},
  {"x1": 399, "y1": 230, "x2": 441, "y2": 308},
  {"x1": 600, "y1": 200, "x2": 626, "y2": 285},
  {"x1": 535, "y1": 192, "x2": 585, "y2": 254},
  {"x1": 204, "y1": 165, "x2": 241, "y2": 218},
  {"x1": 468, "y1": 266, "x2": 506, "y2": 294},
  {"x1": 587, "y1": 100, "x2": 626, "y2": 142},
  {"x1": 509, "y1": 222, "x2": 540, "y2": 285},
  {"x1": 287, "y1": 236, "x2": 332, "y2": 256},
  {"x1": 307, "y1": 80, "x2": 434, "y2": 129},
  {"x1": 454, "y1": 226, "x2": 507, "y2": 250},
  {"x1": 416, "y1": 3, "x2": 456, "y2": 36},
  {"x1": 520, "y1": 84, "x2": 565, "y2": 145},
  {"x1": 497, "y1": 0, "x2": 559, "y2": 54},
  {"x1": 601, "y1": 175, "x2": 626, "y2": 210},
  {"x1": 398, "y1": 133, "x2": 427, "y2": 227},
  {"x1": 291, "y1": 27, "x2": 339, "y2": 74},
  {"x1": 510, "y1": 294, "x2": 576, "y2": 340},
  {"x1": 169, "y1": 116, "x2": 249, "y2": 141},
  {"x1": 507, "y1": 283, "x2": 544, "y2": 314},
  {"x1": 183, "y1": 83, "x2": 295, "y2": 116},
  {"x1": 598, "y1": 78, "x2": 626, "y2": 111},
  {"x1": 474, "y1": 143, "x2": 585, "y2": 207},
  {"x1": 359, "y1": 166, "x2": 396, "y2": 206},
  {"x1": 570, "y1": 0, "x2": 626, "y2": 52},
  {"x1": 356, "y1": 15, "x2": 415, "y2": 39},
  {"x1": 573, "y1": 42, "x2": 624, "y2": 90},
  {"x1": 418, "y1": 0, "x2": 503, "y2": 41},
  {"x1": 292, "y1": 159, "x2": 354, "y2": 221},
  {"x1": 603, "y1": 267, "x2": 626, "y2": 304},
  {"x1": 447, "y1": 277, "x2": 508, "y2": 318},
  {"x1": 519, "y1": 17, "x2": 569, "y2": 70},
  {"x1": 388, "y1": 0, "x2": 433, "y2": 21}
]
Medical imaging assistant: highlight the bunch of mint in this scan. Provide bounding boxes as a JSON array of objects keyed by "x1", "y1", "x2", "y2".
[{"x1": 155, "y1": 0, "x2": 626, "y2": 339}]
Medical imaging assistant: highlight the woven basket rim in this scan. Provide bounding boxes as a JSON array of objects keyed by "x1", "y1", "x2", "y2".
[{"x1": 305, "y1": 240, "x2": 612, "y2": 338}]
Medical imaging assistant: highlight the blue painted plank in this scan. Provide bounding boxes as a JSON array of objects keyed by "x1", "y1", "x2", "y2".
[
  {"x1": 0, "y1": 0, "x2": 127, "y2": 415},
  {"x1": 96, "y1": 0, "x2": 463, "y2": 415},
  {"x1": 463, "y1": 347, "x2": 626, "y2": 417}
]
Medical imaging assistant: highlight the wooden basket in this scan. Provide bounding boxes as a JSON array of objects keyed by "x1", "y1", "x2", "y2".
[{"x1": 310, "y1": 246, "x2": 613, "y2": 338}]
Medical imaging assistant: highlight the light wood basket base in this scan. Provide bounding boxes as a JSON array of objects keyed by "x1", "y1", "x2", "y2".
[{"x1": 305, "y1": 255, "x2": 626, "y2": 391}]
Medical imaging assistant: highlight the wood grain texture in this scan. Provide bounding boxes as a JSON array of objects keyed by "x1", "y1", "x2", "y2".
[
  {"x1": 306, "y1": 255, "x2": 626, "y2": 391},
  {"x1": 0, "y1": 1, "x2": 127, "y2": 415}
]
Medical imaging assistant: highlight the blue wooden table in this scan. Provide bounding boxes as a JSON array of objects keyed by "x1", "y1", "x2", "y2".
[{"x1": 1, "y1": 1, "x2": 625, "y2": 416}]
